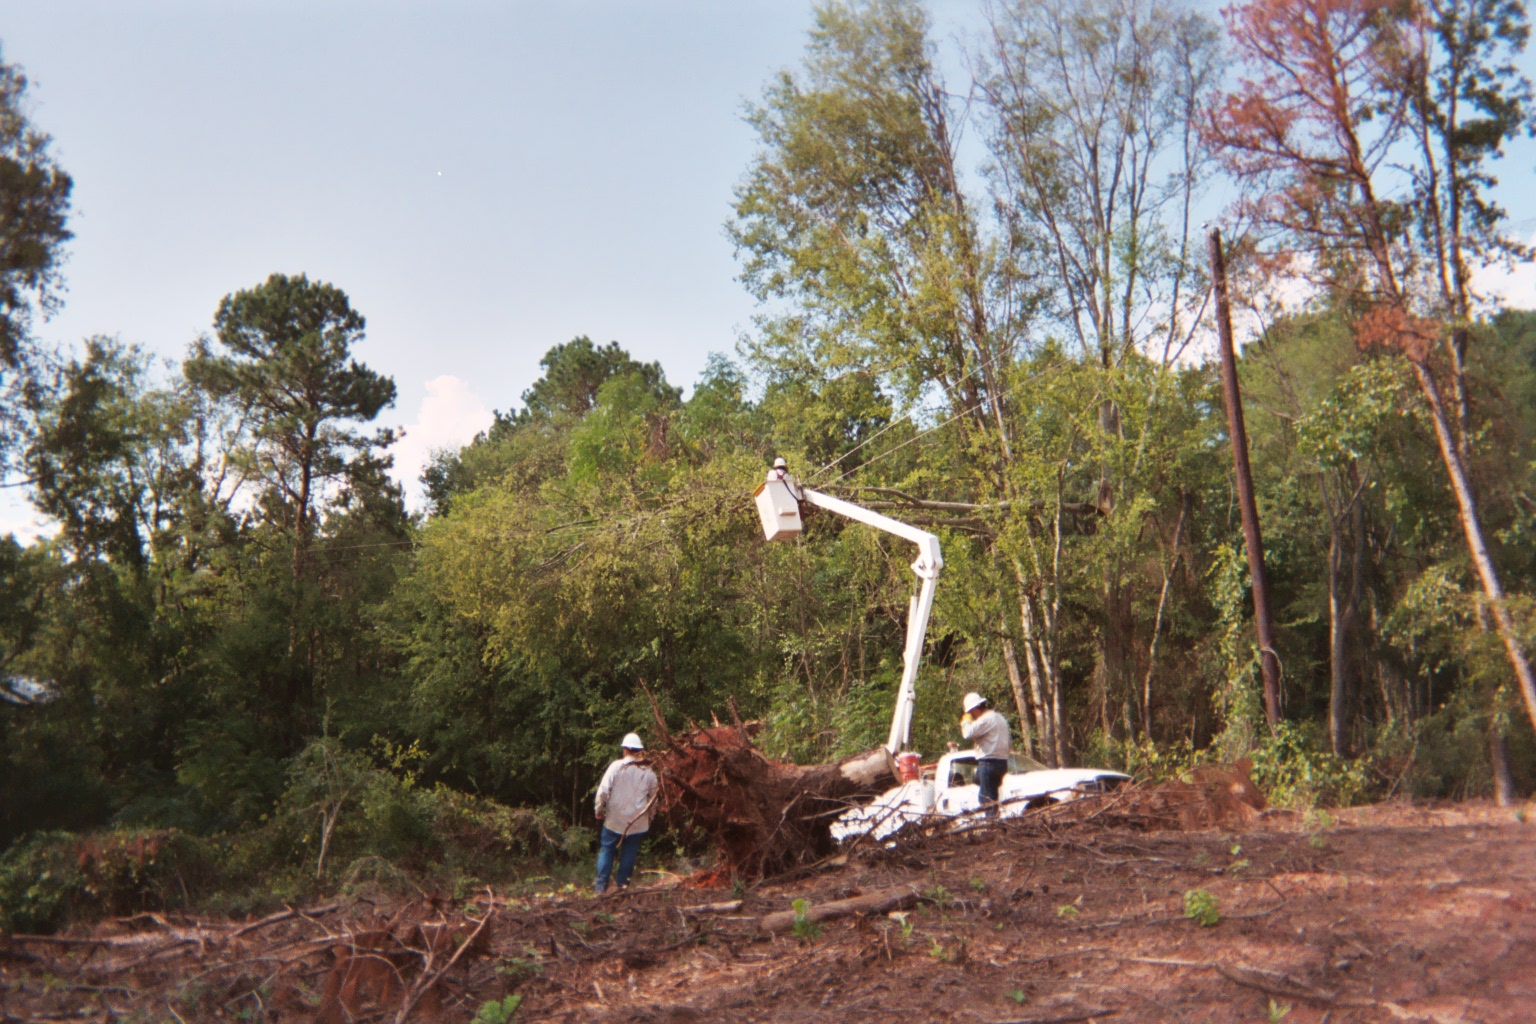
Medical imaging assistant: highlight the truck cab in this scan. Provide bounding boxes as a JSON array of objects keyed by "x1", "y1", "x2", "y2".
[
  {"x1": 932, "y1": 751, "x2": 1128, "y2": 817},
  {"x1": 830, "y1": 750, "x2": 1130, "y2": 842}
]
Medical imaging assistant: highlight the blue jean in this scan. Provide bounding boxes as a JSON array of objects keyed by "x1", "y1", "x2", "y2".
[
  {"x1": 977, "y1": 758, "x2": 1008, "y2": 813},
  {"x1": 595, "y1": 826, "x2": 645, "y2": 892}
]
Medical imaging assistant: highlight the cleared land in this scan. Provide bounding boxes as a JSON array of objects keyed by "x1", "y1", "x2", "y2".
[{"x1": 2, "y1": 800, "x2": 1531, "y2": 1023}]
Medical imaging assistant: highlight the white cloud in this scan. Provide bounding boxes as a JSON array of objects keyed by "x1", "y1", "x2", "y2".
[
  {"x1": 0, "y1": 488, "x2": 55, "y2": 545},
  {"x1": 389, "y1": 375, "x2": 496, "y2": 511},
  {"x1": 1473, "y1": 234, "x2": 1536, "y2": 311}
]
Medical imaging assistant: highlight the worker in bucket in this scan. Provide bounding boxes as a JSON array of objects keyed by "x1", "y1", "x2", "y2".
[
  {"x1": 960, "y1": 693, "x2": 1010, "y2": 814},
  {"x1": 594, "y1": 732, "x2": 659, "y2": 894}
]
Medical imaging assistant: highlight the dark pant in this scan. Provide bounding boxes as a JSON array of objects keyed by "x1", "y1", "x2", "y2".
[
  {"x1": 977, "y1": 758, "x2": 1008, "y2": 813},
  {"x1": 595, "y1": 826, "x2": 644, "y2": 892}
]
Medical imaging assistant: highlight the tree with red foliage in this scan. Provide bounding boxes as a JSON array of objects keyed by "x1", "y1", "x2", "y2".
[{"x1": 1205, "y1": 0, "x2": 1536, "y2": 744}]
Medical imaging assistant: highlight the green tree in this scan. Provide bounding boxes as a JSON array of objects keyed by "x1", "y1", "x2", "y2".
[
  {"x1": 186, "y1": 273, "x2": 397, "y2": 583},
  {"x1": 0, "y1": 50, "x2": 72, "y2": 474},
  {"x1": 25, "y1": 339, "x2": 195, "y2": 570}
]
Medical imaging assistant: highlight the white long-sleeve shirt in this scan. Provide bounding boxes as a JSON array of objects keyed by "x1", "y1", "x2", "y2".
[
  {"x1": 960, "y1": 709, "x2": 1011, "y2": 759},
  {"x1": 595, "y1": 756, "x2": 659, "y2": 836}
]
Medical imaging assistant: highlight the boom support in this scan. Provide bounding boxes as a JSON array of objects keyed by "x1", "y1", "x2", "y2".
[{"x1": 754, "y1": 462, "x2": 942, "y2": 753}]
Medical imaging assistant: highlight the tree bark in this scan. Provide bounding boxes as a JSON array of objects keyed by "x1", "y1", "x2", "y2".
[
  {"x1": 1011, "y1": 560, "x2": 1056, "y2": 765},
  {"x1": 1327, "y1": 513, "x2": 1348, "y2": 756},
  {"x1": 1001, "y1": 639, "x2": 1036, "y2": 759},
  {"x1": 757, "y1": 884, "x2": 919, "y2": 934},
  {"x1": 1490, "y1": 719, "x2": 1517, "y2": 807},
  {"x1": 1411, "y1": 360, "x2": 1536, "y2": 738},
  {"x1": 1209, "y1": 228, "x2": 1282, "y2": 729},
  {"x1": 1142, "y1": 494, "x2": 1187, "y2": 737}
]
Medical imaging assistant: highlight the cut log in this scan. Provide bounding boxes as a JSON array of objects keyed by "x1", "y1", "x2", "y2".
[
  {"x1": 679, "y1": 900, "x2": 743, "y2": 916},
  {"x1": 756, "y1": 884, "x2": 919, "y2": 934}
]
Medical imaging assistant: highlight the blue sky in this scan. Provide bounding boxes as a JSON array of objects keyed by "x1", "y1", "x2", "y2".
[{"x1": 0, "y1": 0, "x2": 1531, "y2": 533}]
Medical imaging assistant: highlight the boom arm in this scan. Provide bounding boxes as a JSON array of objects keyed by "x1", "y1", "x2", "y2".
[{"x1": 754, "y1": 464, "x2": 942, "y2": 753}]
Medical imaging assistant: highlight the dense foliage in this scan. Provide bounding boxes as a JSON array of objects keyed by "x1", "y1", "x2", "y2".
[{"x1": 2, "y1": 0, "x2": 1535, "y2": 922}]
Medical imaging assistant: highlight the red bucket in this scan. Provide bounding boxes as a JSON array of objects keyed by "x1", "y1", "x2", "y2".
[{"x1": 896, "y1": 751, "x2": 921, "y2": 782}]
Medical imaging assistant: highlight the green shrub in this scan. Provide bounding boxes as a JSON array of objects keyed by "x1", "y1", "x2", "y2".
[
  {"x1": 1183, "y1": 888, "x2": 1220, "y2": 927},
  {"x1": 1246, "y1": 722, "x2": 1370, "y2": 808},
  {"x1": 0, "y1": 829, "x2": 215, "y2": 934},
  {"x1": 1090, "y1": 722, "x2": 1371, "y2": 808}
]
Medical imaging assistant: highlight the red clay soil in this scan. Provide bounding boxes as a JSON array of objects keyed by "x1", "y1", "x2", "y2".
[{"x1": 2, "y1": 799, "x2": 1531, "y2": 1023}]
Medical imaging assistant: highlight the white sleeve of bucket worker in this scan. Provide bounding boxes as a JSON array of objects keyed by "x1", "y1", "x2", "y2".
[{"x1": 964, "y1": 712, "x2": 1010, "y2": 758}]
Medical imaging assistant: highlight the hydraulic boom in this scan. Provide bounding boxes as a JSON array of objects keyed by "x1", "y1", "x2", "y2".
[{"x1": 753, "y1": 460, "x2": 942, "y2": 753}]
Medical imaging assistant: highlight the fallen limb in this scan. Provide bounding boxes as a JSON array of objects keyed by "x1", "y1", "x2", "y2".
[
  {"x1": 389, "y1": 893, "x2": 497, "y2": 1024},
  {"x1": 680, "y1": 900, "x2": 743, "y2": 916},
  {"x1": 1119, "y1": 955, "x2": 1337, "y2": 1002},
  {"x1": 756, "y1": 884, "x2": 918, "y2": 935},
  {"x1": 230, "y1": 901, "x2": 344, "y2": 940}
]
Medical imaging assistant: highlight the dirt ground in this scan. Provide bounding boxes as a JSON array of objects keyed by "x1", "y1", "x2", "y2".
[{"x1": 2, "y1": 799, "x2": 1532, "y2": 1023}]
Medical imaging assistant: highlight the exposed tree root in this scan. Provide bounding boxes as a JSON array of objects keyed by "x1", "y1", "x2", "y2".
[{"x1": 642, "y1": 690, "x2": 895, "y2": 879}]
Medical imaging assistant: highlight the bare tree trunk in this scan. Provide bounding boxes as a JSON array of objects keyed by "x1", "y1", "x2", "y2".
[
  {"x1": 1347, "y1": 467, "x2": 1366, "y2": 737},
  {"x1": 1142, "y1": 494, "x2": 1187, "y2": 737},
  {"x1": 1328, "y1": 515, "x2": 1348, "y2": 756},
  {"x1": 1020, "y1": 594, "x2": 1057, "y2": 765},
  {"x1": 1209, "y1": 228, "x2": 1282, "y2": 729},
  {"x1": 1412, "y1": 360, "x2": 1536, "y2": 738},
  {"x1": 1012, "y1": 558, "x2": 1056, "y2": 765},
  {"x1": 1001, "y1": 639, "x2": 1036, "y2": 759},
  {"x1": 1490, "y1": 719, "x2": 1517, "y2": 807},
  {"x1": 1049, "y1": 645, "x2": 1066, "y2": 765}
]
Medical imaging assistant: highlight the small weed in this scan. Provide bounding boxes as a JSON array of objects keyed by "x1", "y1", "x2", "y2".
[
  {"x1": 969, "y1": 877, "x2": 989, "y2": 893},
  {"x1": 1267, "y1": 998, "x2": 1292, "y2": 1021},
  {"x1": 1229, "y1": 843, "x2": 1242, "y2": 856},
  {"x1": 593, "y1": 911, "x2": 615, "y2": 925},
  {"x1": 925, "y1": 884, "x2": 953, "y2": 908},
  {"x1": 568, "y1": 920, "x2": 590, "y2": 937},
  {"x1": 731, "y1": 876, "x2": 746, "y2": 899},
  {"x1": 1008, "y1": 988, "x2": 1027, "y2": 1004},
  {"x1": 1229, "y1": 858, "x2": 1251, "y2": 872},
  {"x1": 493, "y1": 957, "x2": 543, "y2": 984},
  {"x1": 927, "y1": 936, "x2": 951, "y2": 961},
  {"x1": 473, "y1": 995, "x2": 523, "y2": 1024},
  {"x1": 791, "y1": 898, "x2": 821, "y2": 941},
  {"x1": 1056, "y1": 904, "x2": 1079, "y2": 919},
  {"x1": 1308, "y1": 833, "x2": 1329, "y2": 849},
  {"x1": 897, "y1": 914, "x2": 914, "y2": 942},
  {"x1": 1183, "y1": 888, "x2": 1220, "y2": 927}
]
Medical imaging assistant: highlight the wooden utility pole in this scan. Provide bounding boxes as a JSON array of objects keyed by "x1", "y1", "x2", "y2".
[{"x1": 1208, "y1": 228, "x2": 1282, "y2": 730}]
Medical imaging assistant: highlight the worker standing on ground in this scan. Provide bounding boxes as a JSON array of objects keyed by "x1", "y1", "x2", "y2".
[
  {"x1": 594, "y1": 732, "x2": 659, "y2": 894},
  {"x1": 960, "y1": 693, "x2": 1010, "y2": 815}
]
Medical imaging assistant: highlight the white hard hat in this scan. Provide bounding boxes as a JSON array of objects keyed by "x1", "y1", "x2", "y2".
[
  {"x1": 963, "y1": 692, "x2": 987, "y2": 713},
  {"x1": 621, "y1": 732, "x2": 645, "y2": 750}
]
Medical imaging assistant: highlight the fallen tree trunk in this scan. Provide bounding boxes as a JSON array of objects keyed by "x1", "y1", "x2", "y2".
[
  {"x1": 643, "y1": 695, "x2": 896, "y2": 879},
  {"x1": 757, "y1": 884, "x2": 919, "y2": 934}
]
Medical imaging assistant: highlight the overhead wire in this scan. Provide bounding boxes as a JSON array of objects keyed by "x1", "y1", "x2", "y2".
[
  {"x1": 817, "y1": 357, "x2": 1076, "y2": 491},
  {"x1": 804, "y1": 350, "x2": 1005, "y2": 486}
]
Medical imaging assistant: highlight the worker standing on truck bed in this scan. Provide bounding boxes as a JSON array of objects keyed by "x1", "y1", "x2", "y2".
[
  {"x1": 960, "y1": 693, "x2": 1010, "y2": 814},
  {"x1": 594, "y1": 732, "x2": 658, "y2": 893}
]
